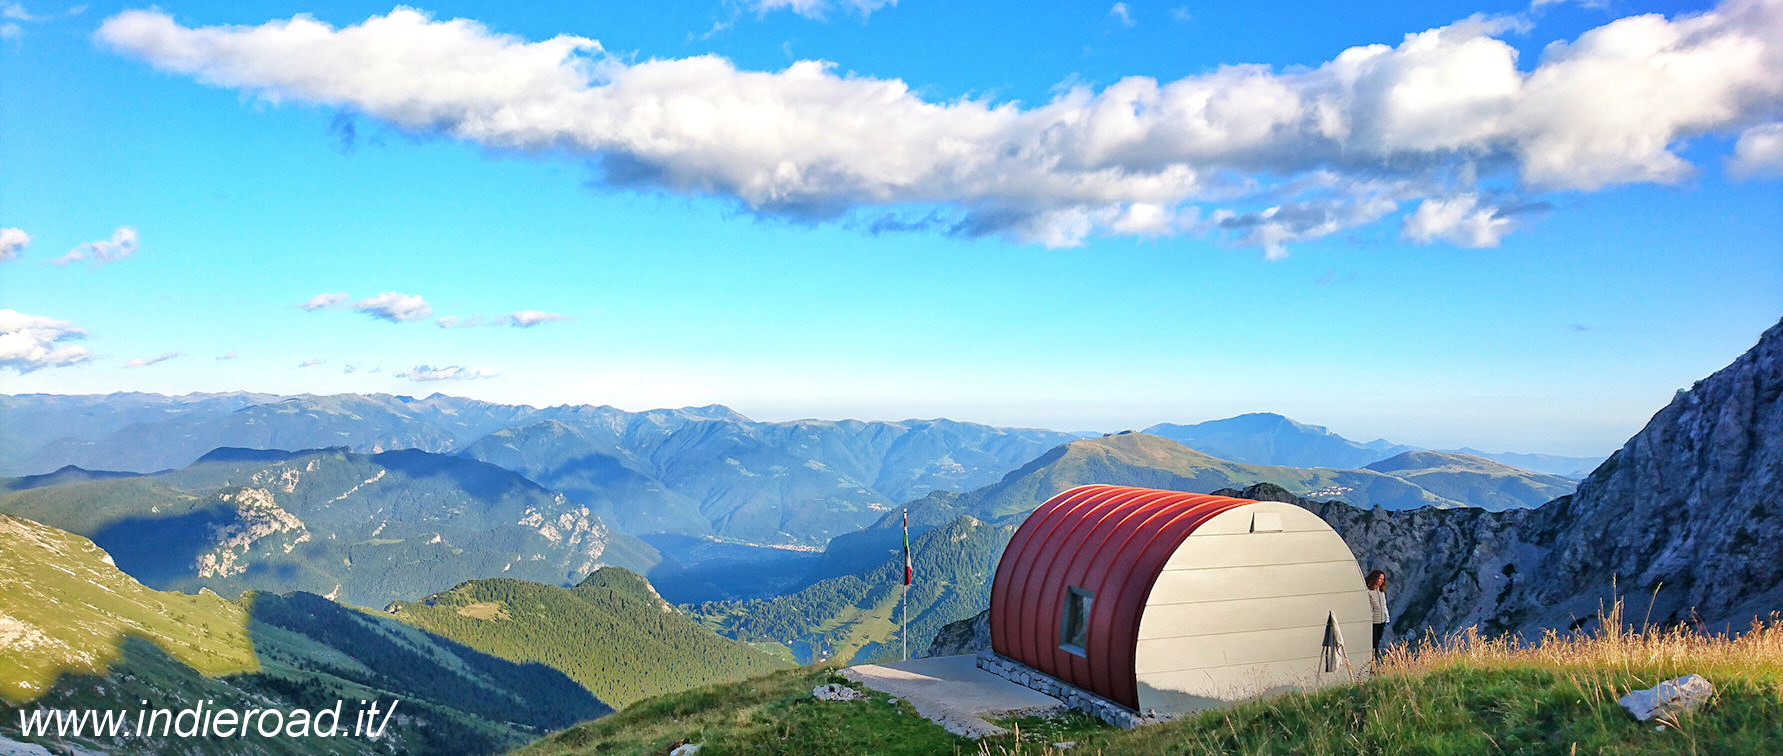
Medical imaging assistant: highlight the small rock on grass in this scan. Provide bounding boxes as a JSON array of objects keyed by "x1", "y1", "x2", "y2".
[
  {"x1": 812, "y1": 683, "x2": 865, "y2": 702},
  {"x1": 1618, "y1": 674, "x2": 1714, "y2": 722},
  {"x1": 669, "y1": 744, "x2": 701, "y2": 756}
]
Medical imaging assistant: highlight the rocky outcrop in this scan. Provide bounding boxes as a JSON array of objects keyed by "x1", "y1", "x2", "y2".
[
  {"x1": 927, "y1": 609, "x2": 991, "y2": 657},
  {"x1": 1226, "y1": 317, "x2": 1783, "y2": 638}
]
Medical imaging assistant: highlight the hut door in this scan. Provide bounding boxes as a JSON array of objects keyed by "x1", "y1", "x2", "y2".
[{"x1": 1321, "y1": 611, "x2": 1346, "y2": 673}]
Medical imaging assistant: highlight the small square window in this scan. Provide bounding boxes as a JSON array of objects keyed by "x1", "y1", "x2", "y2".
[{"x1": 1059, "y1": 586, "x2": 1094, "y2": 656}]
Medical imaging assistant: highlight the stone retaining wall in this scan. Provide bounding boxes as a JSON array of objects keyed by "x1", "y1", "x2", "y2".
[{"x1": 974, "y1": 652, "x2": 1178, "y2": 729}]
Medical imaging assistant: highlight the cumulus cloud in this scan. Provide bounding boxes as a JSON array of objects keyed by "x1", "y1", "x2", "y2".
[
  {"x1": 52, "y1": 226, "x2": 137, "y2": 266},
  {"x1": 302, "y1": 291, "x2": 350, "y2": 310},
  {"x1": 123, "y1": 351, "x2": 181, "y2": 368},
  {"x1": 0, "y1": 309, "x2": 92, "y2": 372},
  {"x1": 351, "y1": 291, "x2": 432, "y2": 322},
  {"x1": 744, "y1": 0, "x2": 895, "y2": 20},
  {"x1": 0, "y1": 227, "x2": 29, "y2": 262},
  {"x1": 1731, "y1": 122, "x2": 1783, "y2": 178},
  {"x1": 95, "y1": 1, "x2": 1783, "y2": 255},
  {"x1": 1402, "y1": 193, "x2": 1513, "y2": 247},
  {"x1": 396, "y1": 364, "x2": 497, "y2": 381},
  {"x1": 506, "y1": 310, "x2": 571, "y2": 327}
]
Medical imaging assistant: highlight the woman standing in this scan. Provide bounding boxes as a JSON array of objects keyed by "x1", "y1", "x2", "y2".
[{"x1": 1366, "y1": 570, "x2": 1389, "y2": 652}]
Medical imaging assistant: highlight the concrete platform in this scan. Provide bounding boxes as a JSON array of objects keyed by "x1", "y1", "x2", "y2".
[{"x1": 842, "y1": 654, "x2": 1062, "y2": 738}]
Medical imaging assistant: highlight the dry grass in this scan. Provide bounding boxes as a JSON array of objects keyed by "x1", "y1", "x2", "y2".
[{"x1": 1379, "y1": 599, "x2": 1783, "y2": 686}]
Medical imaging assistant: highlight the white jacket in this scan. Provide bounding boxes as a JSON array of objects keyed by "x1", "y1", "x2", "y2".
[{"x1": 1367, "y1": 588, "x2": 1390, "y2": 624}]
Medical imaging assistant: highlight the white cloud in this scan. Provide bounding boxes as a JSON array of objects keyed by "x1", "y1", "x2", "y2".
[
  {"x1": 1402, "y1": 193, "x2": 1515, "y2": 247},
  {"x1": 123, "y1": 351, "x2": 181, "y2": 368},
  {"x1": 0, "y1": 227, "x2": 29, "y2": 262},
  {"x1": 745, "y1": 0, "x2": 895, "y2": 20},
  {"x1": 0, "y1": 309, "x2": 91, "y2": 372},
  {"x1": 296, "y1": 358, "x2": 323, "y2": 367},
  {"x1": 436, "y1": 314, "x2": 484, "y2": 329},
  {"x1": 1110, "y1": 3, "x2": 1136, "y2": 26},
  {"x1": 216, "y1": 350, "x2": 238, "y2": 360},
  {"x1": 0, "y1": 22, "x2": 20, "y2": 41},
  {"x1": 397, "y1": 364, "x2": 497, "y2": 381},
  {"x1": 52, "y1": 226, "x2": 137, "y2": 266},
  {"x1": 1169, "y1": 6, "x2": 1192, "y2": 22},
  {"x1": 1730, "y1": 122, "x2": 1783, "y2": 178},
  {"x1": 506, "y1": 310, "x2": 571, "y2": 327},
  {"x1": 95, "y1": 1, "x2": 1783, "y2": 255},
  {"x1": 2, "y1": 3, "x2": 35, "y2": 21},
  {"x1": 302, "y1": 291, "x2": 350, "y2": 310},
  {"x1": 303, "y1": 290, "x2": 433, "y2": 322},
  {"x1": 352, "y1": 291, "x2": 432, "y2": 322},
  {"x1": 1212, "y1": 194, "x2": 1402, "y2": 259}
]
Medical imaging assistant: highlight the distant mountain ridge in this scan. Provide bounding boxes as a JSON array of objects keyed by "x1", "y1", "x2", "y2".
[
  {"x1": 1144, "y1": 413, "x2": 1603, "y2": 477},
  {"x1": 0, "y1": 447, "x2": 657, "y2": 606},
  {"x1": 0, "y1": 393, "x2": 1081, "y2": 546}
]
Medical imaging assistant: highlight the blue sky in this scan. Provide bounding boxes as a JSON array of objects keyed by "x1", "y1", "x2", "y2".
[{"x1": 2, "y1": 0, "x2": 1779, "y2": 456}]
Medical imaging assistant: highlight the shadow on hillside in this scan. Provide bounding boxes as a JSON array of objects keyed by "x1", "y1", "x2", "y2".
[{"x1": 90, "y1": 505, "x2": 239, "y2": 588}]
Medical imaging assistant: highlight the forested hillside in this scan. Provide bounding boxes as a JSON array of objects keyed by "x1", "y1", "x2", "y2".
[{"x1": 390, "y1": 568, "x2": 788, "y2": 707}]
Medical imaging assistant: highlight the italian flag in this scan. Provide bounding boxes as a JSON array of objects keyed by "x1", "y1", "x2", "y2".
[{"x1": 903, "y1": 508, "x2": 912, "y2": 586}]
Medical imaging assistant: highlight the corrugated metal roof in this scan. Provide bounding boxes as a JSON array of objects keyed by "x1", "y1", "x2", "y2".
[{"x1": 988, "y1": 484, "x2": 1255, "y2": 709}]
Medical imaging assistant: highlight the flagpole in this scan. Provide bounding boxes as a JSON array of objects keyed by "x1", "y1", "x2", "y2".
[{"x1": 902, "y1": 506, "x2": 909, "y2": 661}]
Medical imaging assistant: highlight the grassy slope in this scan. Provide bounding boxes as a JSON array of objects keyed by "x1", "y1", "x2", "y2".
[
  {"x1": 518, "y1": 619, "x2": 1783, "y2": 756},
  {"x1": 1365, "y1": 451, "x2": 1577, "y2": 511},
  {"x1": 390, "y1": 568, "x2": 790, "y2": 708},
  {"x1": 0, "y1": 512, "x2": 256, "y2": 703}
]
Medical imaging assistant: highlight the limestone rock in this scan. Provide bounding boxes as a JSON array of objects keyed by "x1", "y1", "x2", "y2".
[
  {"x1": 926, "y1": 609, "x2": 992, "y2": 657},
  {"x1": 812, "y1": 683, "x2": 865, "y2": 702},
  {"x1": 1618, "y1": 675, "x2": 1714, "y2": 721}
]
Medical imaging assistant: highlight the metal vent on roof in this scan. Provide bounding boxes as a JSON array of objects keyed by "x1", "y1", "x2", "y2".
[{"x1": 1251, "y1": 512, "x2": 1283, "y2": 533}]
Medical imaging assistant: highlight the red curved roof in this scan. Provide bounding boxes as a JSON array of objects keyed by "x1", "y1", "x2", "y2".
[{"x1": 988, "y1": 484, "x2": 1255, "y2": 709}]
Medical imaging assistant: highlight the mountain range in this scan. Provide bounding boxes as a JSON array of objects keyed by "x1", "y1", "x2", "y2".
[
  {"x1": 1145, "y1": 413, "x2": 1603, "y2": 477},
  {"x1": 0, "y1": 447, "x2": 657, "y2": 607},
  {"x1": 0, "y1": 393, "x2": 1082, "y2": 547},
  {"x1": 1, "y1": 391, "x2": 1600, "y2": 550}
]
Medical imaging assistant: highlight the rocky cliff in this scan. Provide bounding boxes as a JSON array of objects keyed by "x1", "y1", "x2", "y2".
[{"x1": 1264, "y1": 317, "x2": 1783, "y2": 639}]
